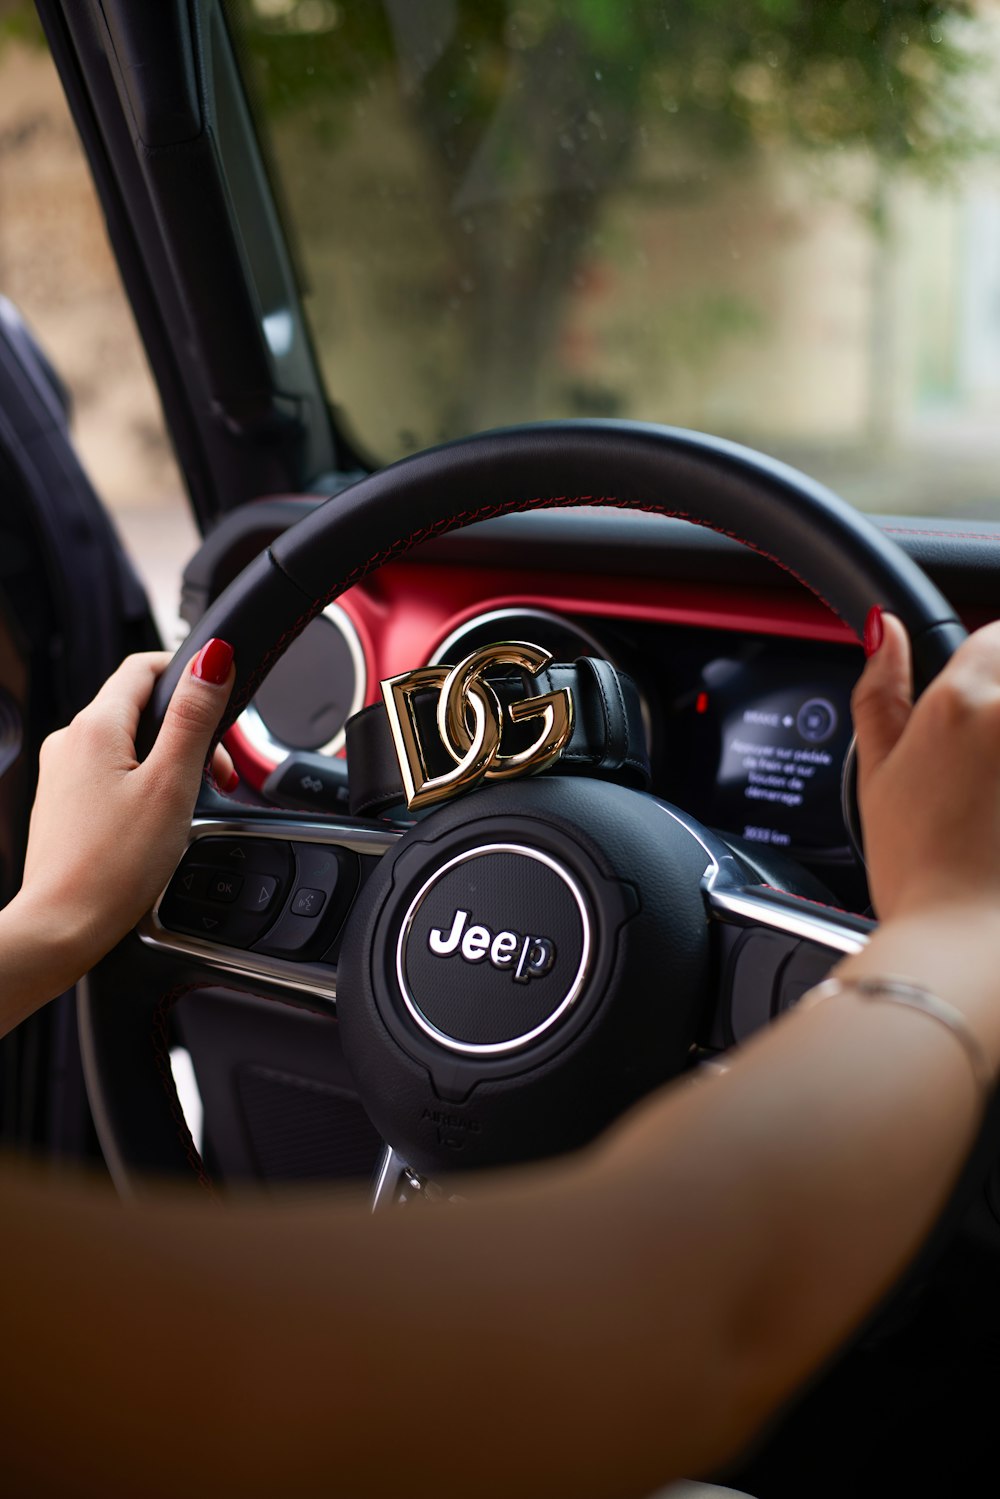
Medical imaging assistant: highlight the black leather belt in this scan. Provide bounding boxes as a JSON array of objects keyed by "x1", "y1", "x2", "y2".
[{"x1": 346, "y1": 654, "x2": 650, "y2": 819}]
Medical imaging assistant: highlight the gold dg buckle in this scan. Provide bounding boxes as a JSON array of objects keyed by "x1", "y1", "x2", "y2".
[{"x1": 381, "y1": 642, "x2": 575, "y2": 812}]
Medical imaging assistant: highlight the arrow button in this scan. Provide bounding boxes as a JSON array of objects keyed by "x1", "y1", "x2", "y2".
[
  {"x1": 240, "y1": 874, "x2": 278, "y2": 914},
  {"x1": 169, "y1": 866, "x2": 207, "y2": 902}
]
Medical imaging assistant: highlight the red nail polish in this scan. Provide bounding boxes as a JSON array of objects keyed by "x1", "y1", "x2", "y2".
[
  {"x1": 191, "y1": 638, "x2": 234, "y2": 684},
  {"x1": 224, "y1": 767, "x2": 240, "y2": 793},
  {"x1": 863, "y1": 606, "x2": 884, "y2": 658}
]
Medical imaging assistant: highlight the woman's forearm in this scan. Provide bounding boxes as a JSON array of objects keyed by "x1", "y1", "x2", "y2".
[
  {"x1": 594, "y1": 909, "x2": 1000, "y2": 1467},
  {"x1": 3, "y1": 912, "x2": 999, "y2": 1498},
  {"x1": 0, "y1": 890, "x2": 91, "y2": 1039}
]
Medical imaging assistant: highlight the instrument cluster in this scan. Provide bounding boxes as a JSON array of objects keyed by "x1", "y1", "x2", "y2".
[
  {"x1": 237, "y1": 592, "x2": 861, "y2": 868},
  {"x1": 427, "y1": 607, "x2": 862, "y2": 868}
]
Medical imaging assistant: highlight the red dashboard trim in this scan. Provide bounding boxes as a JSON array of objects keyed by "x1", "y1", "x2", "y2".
[
  {"x1": 227, "y1": 558, "x2": 864, "y2": 789},
  {"x1": 226, "y1": 724, "x2": 275, "y2": 786}
]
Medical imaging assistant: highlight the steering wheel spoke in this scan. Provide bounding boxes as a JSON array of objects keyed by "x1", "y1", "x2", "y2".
[
  {"x1": 136, "y1": 808, "x2": 398, "y2": 1009},
  {"x1": 372, "y1": 1146, "x2": 467, "y2": 1210},
  {"x1": 706, "y1": 876, "x2": 874, "y2": 1048},
  {"x1": 372, "y1": 1145, "x2": 414, "y2": 1209}
]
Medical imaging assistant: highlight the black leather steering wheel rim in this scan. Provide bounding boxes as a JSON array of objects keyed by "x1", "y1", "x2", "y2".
[
  {"x1": 83, "y1": 420, "x2": 967, "y2": 1189},
  {"x1": 137, "y1": 420, "x2": 965, "y2": 758}
]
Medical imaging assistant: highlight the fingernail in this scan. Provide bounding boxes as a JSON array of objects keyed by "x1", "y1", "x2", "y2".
[
  {"x1": 223, "y1": 767, "x2": 240, "y2": 793},
  {"x1": 191, "y1": 638, "x2": 234, "y2": 685},
  {"x1": 863, "y1": 606, "x2": 884, "y2": 658}
]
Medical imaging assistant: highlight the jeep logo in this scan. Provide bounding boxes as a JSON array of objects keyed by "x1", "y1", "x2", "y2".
[{"x1": 428, "y1": 908, "x2": 555, "y2": 983}]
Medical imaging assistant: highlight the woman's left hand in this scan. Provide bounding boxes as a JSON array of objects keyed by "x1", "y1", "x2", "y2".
[{"x1": 4, "y1": 644, "x2": 236, "y2": 1021}]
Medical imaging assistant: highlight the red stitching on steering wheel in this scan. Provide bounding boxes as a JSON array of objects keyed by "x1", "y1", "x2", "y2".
[{"x1": 233, "y1": 493, "x2": 850, "y2": 724}]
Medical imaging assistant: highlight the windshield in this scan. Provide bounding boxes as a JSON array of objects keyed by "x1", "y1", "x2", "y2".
[{"x1": 226, "y1": 1, "x2": 1000, "y2": 517}]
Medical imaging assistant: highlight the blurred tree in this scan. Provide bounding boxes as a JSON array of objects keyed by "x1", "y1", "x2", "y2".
[
  {"x1": 226, "y1": 0, "x2": 985, "y2": 431},
  {"x1": 235, "y1": 1, "x2": 982, "y2": 166},
  {"x1": 0, "y1": 0, "x2": 43, "y2": 46},
  {"x1": 3, "y1": 1, "x2": 987, "y2": 435}
]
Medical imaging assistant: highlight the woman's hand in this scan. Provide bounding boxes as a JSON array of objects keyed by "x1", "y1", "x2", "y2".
[
  {"x1": 852, "y1": 610, "x2": 1000, "y2": 924},
  {"x1": 0, "y1": 642, "x2": 236, "y2": 1032}
]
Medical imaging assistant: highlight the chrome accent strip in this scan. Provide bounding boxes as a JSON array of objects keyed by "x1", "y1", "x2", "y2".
[
  {"x1": 371, "y1": 1146, "x2": 411, "y2": 1211},
  {"x1": 430, "y1": 606, "x2": 654, "y2": 759},
  {"x1": 650, "y1": 796, "x2": 871, "y2": 955},
  {"x1": 137, "y1": 815, "x2": 398, "y2": 1001},
  {"x1": 237, "y1": 601, "x2": 366, "y2": 761},
  {"x1": 430, "y1": 606, "x2": 609, "y2": 668},
  {"x1": 371, "y1": 1148, "x2": 458, "y2": 1209},
  {"x1": 652, "y1": 800, "x2": 724, "y2": 880},
  {"x1": 708, "y1": 888, "x2": 870, "y2": 955},
  {"x1": 395, "y1": 842, "x2": 593, "y2": 1057}
]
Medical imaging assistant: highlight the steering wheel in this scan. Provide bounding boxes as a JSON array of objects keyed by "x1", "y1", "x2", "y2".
[{"x1": 78, "y1": 421, "x2": 966, "y2": 1196}]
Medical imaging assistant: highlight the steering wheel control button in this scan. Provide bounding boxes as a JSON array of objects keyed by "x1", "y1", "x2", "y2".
[
  {"x1": 241, "y1": 875, "x2": 278, "y2": 914},
  {"x1": 263, "y1": 751, "x2": 350, "y2": 815},
  {"x1": 291, "y1": 887, "x2": 326, "y2": 918},
  {"x1": 395, "y1": 844, "x2": 592, "y2": 1055},
  {"x1": 207, "y1": 872, "x2": 242, "y2": 903},
  {"x1": 174, "y1": 867, "x2": 208, "y2": 901},
  {"x1": 253, "y1": 842, "x2": 359, "y2": 960},
  {"x1": 158, "y1": 837, "x2": 294, "y2": 949}
]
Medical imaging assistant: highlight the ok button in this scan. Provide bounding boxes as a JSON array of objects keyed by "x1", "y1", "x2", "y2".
[{"x1": 208, "y1": 872, "x2": 243, "y2": 903}]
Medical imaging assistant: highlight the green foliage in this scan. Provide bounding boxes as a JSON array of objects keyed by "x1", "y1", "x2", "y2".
[
  {"x1": 222, "y1": 1, "x2": 992, "y2": 439},
  {"x1": 0, "y1": 0, "x2": 44, "y2": 48},
  {"x1": 226, "y1": 0, "x2": 988, "y2": 174}
]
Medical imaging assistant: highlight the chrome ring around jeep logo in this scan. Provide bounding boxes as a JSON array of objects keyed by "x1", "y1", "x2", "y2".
[{"x1": 395, "y1": 843, "x2": 592, "y2": 1057}]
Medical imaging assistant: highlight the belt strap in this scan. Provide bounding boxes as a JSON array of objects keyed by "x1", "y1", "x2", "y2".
[{"x1": 347, "y1": 655, "x2": 650, "y2": 818}]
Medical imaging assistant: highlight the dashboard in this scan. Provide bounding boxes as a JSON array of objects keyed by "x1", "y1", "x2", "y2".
[{"x1": 182, "y1": 499, "x2": 1000, "y2": 913}]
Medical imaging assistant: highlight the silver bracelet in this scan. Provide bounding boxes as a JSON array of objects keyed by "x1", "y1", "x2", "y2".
[{"x1": 807, "y1": 975, "x2": 994, "y2": 1101}]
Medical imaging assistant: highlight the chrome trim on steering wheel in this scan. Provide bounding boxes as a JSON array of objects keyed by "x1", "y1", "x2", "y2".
[
  {"x1": 394, "y1": 842, "x2": 593, "y2": 1056},
  {"x1": 708, "y1": 885, "x2": 870, "y2": 955},
  {"x1": 430, "y1": 606, "x2": 609, "y2": 668},
  {"x1": 651, "y1": 798, "x2": 873, "y2": 956},
  {"x1": 137, "y1": 815, "x2": 399, "y2": 1004},
  {"x1": 137, "y1": 801, "x2": 869, "y2": 1014},
  {"x1": 371, "y1": 1146, "x2": 416, "y2": 1211}
]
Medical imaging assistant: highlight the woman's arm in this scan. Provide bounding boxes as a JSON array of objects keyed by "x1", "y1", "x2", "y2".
[
  {"x1": 1, "y1": 912, "x2": 990, "y2": 1499},
  {"x1": 0, "y1": 644, "x2": 235, "y2": 1038},
  {"x1": 3, "y1": 617, "x2": 1000, "y2": 1498}
]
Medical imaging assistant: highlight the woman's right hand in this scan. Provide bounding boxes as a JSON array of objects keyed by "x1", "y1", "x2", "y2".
[{"x1": 851, "y1": 610, "x2": 1000, "y2": 924}]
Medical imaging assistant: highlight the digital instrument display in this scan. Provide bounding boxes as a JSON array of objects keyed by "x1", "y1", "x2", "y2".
[{"x1": 675, "y1": 642, "x2": 858, "y2": 853}]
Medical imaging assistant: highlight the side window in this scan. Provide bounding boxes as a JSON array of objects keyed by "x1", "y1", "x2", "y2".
[{"x1": 0, "y1": 18, "x2": 192, "y2": 637}]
